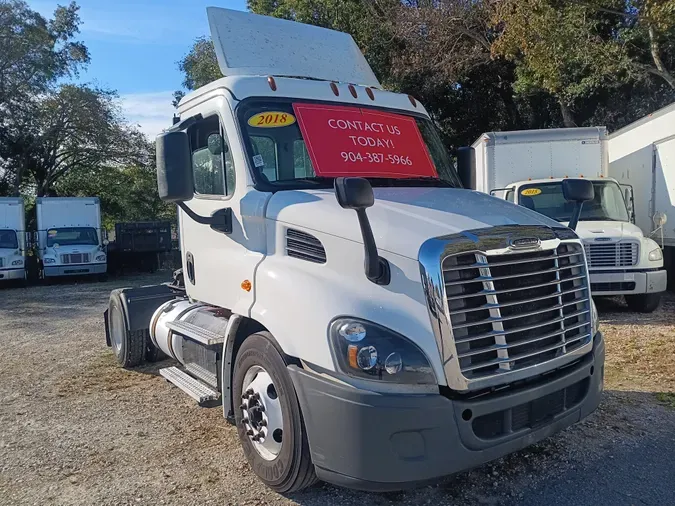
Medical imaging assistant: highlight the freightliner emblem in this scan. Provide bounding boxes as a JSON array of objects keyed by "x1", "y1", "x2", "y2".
[{"x1": 508, "y1": 237, "x2": 541, "y2": 249}]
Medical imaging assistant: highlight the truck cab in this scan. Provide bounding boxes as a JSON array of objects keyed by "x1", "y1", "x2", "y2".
[
  {"x1": 36, "y1": 197, "x2": 108, "y2": 279},
  {"x1": 471, "y1": 127, "x2": 667, "y2": 312},
  {"x1": 104, "y1": 8, "x2": 605, "y2": 493},
  {"x1": 0, "y1": 197, "x2": 27, "y2": 283}
]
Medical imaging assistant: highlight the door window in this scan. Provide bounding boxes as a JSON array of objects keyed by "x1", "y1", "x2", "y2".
[{"x1": 189, "y1": 115, "x2": 235, "y2": 197}]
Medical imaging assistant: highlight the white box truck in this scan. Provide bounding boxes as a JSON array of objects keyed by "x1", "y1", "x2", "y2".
[
  {"x1": 36, "y1": 197, "x2": 107, "y2": 279},
  {"x1": 608, "y1": 102, "x2": 675, "y2": 288},
  {"x1": 103, "y1": 8, "x2": 604, "y2": 493},
  {"x1": 467, "y1": 127, "x2": 667, "y2": 312},
  {"x1": 0, "y1": 197, "x2": 27, "y2": 283}
]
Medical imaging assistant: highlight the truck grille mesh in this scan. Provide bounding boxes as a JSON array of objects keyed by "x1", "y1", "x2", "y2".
[
  {"x1": 584, "y1": 242, "x2": 638, "y2": 267},
  {"x1": 443, "y1": 243, "x2": 591, "y2": 380},
  {"x1": 61, "y1": 253, "x2": 90, "y2": 264}
]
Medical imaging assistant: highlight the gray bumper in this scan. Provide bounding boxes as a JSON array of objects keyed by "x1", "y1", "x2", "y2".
[
  {"x1": 289, "y1": 332, "x2": 605, "y2": 492},
  {"x1": 44, "y1": 263, "x2": 107, "y2": 277},
  {"x1": 0, "y1": 268, "x2": 26, "y2": 280},
  {"x1": 589, "y1": 269, "x2": 667, "y2": 294}
]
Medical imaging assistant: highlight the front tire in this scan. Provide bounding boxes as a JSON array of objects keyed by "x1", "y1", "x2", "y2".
[
  {"x1": 625, "y1": 293, "x2": 662, "y2": 313},
  {"x1": 233, "y1": 332, "x2": 317, "y2": 493},
  {"x1": 108, "y1": 290, "x2": 145, "y2": 368}
]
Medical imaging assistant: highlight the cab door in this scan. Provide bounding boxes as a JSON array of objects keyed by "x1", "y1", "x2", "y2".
[{"x1": 178, "y1": 96, "x2": 268, "y2": 315}]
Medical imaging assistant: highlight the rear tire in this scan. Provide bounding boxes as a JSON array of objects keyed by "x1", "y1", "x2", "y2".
[
  {"x1": 144, "y1": 333, "x2": 166, "y2": 362},
  {"x1": 108, "y1": 290, "x2": 145, "y2": 368},
  {"x1": 625, "y1": 293, "x2": 661, "y2": 313},
  {"x1": 233, "y1": 332, "x2": 317, "y2": 493}
]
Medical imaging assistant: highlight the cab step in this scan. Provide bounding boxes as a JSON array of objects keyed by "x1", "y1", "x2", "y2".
[
  {"x1": 159, "y1": 366, "x2": 221, "y2": 407},
  {"x1": 166, "y1": 320, "x2": 224, "y2": 347}
]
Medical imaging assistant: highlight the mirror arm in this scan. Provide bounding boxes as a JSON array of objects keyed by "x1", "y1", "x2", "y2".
[
  {"x1": 177, "y1": 202, "x2": 232, "y2": 234},
  {"x1": 568, "y1": 202, "x2": 584, "y2": 231},
  {"x1": 354, "y1": 209, "x2": 390, "y2": 285}
]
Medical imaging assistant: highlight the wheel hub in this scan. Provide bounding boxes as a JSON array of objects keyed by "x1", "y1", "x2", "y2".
[{"x1": 240, "y1": 366, "x2": 283, "y2": 460}]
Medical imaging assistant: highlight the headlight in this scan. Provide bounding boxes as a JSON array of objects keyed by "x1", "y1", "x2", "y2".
[
  {"x1": 11, "y1": 260, "x2": 23, "y2": 266},
  {"x1": 591, "y1": 298, "x2": 599, "y2": 336},
  {"x1": 648, "y1": 248, "x2": 663, "y2": 261},
  {"x1": 44, "y1": 258, "x2": 56, "y2": 264},
  {"x1": 95, "y1": 255, "x2": 106, "y2": 262},
  {"x1": 329, "y1": 318, "x2": 436, "y2": 384}
]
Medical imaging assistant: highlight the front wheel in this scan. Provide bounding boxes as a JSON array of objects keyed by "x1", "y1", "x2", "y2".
[
  {"x1": 233, "y1": 332, "x2": 317, "y2": 493},
  {"x1": 625, "y1": 293, "x2": 662, "y2": 313}
]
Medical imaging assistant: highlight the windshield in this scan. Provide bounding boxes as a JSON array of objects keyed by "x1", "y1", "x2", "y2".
[
  {"x1": 47, "y1": 227, "x2": 98, "y2": 247},
  {"x1": 0, "y1": 229, "x2": 18, "y2": 249},
  {"x1": 238, "y1": 99, "x2": 461, "y2": 190},
  {"x1": 518, "y1": 181, "x2": 629, "y2": 222}
]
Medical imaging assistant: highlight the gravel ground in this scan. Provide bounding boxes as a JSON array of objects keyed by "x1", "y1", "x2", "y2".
[{"x1": 1, "y1": 274, "x2": 674, "y2": 506}]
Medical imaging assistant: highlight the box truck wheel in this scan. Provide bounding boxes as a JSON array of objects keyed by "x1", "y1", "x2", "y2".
[
  {"x1": 625, "y1": 293, "x2": 661, "y2": 313},
  {"x1": 108, "y1": 290, "x2": 145, "y2": 368},
  {"x1": 233, "y1": 332, "x2": 317, "y2": 493}
]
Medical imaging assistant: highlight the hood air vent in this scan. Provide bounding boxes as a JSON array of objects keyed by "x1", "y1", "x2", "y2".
[{"x1": 286, "y1": 229, "x2": 326, "y2": 264}]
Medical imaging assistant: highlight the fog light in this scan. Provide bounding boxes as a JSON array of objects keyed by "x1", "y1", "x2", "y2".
[
  {"x1": 356, "y1": 346, "x2": 377, "y2": 370},
  {"x1": 339, "y1": 322, "x2": 366, "y2": 342},
  {"x1": 384, "y1": 352, "x2": 403, "y2": 374}
]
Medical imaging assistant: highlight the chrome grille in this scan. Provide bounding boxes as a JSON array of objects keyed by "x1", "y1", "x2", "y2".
[
  {"x1": 443, "y1": 243, "x2": 591, "y2": 380},
  {"x1": 61, "y1": 253, "x2": 90, "y2": 264},
  {"x1": 584, "y1": 242, "x2": 638, "y2": 267},
  {"x1": 286, "y1": 229, "x2": 326, "y2": 264}
]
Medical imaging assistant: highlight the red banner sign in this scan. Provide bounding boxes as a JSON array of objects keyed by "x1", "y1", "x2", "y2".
[{"x1": 292, "y1": 103, "x2": 437, "y2": 178}]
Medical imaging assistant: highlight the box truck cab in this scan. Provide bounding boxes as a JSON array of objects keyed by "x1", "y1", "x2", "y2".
[
  {"x1": 104, "y1": 8, "x2": 604, "y2": 493},
  {"x1": 470, "y1": 128, "x2": 667, "y2": 313},
  {"x1": 36, "y1": 197, "x2": 107, "y2": 279},
  {"x1": 0, "y1": 197, "x2": 27, "y2": 283}
]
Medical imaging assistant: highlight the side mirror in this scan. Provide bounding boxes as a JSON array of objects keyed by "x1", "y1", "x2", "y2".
[
  {"x1": 156, "y1": 130, "x2": 193, "y2": 202},
  {"x1": 457, "y1": 146, "x2": 476, "y2": 190},
  {"x1": 334, "y1": 177, "x2": 389, "y2": 285},
  {"x1": 562, "y1": 178, "x2": 594, "y2": 230}
]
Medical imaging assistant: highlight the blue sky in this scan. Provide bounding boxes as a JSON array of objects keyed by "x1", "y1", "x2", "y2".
[{"x1": 29, "y1": 1, "x2": 247, "y2": 138}]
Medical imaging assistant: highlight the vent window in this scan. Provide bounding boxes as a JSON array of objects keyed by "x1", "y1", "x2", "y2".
[{"x1": 286, "y1": 229, "x2": 326, "y2": 264}]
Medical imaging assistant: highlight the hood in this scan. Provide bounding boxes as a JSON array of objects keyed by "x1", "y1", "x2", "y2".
[
  {"x1": 266, "y1": 187, "x2": 565, "y2": 259},
  {"x1": 575, "y1": 221, "x2": 644, "y2": 242}
]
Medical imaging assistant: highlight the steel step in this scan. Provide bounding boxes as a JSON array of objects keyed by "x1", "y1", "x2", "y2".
[
  {"x1": 159, "y1": 366, "x2": 221, "y2": 406},
  {"x1": 167, "y1": 320, "x2": 225, "y2": 347}
]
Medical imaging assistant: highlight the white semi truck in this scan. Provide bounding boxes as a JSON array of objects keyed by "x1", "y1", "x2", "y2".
[
  {"x1": 36, "y1": 197, "x2": 108, "y2": 279},
  {"x1": 0, "y1": 197, "x2": 27, "y2": 283},
  {"x1": 104, "y1": 8, "x2": 604, "y2": 493},
  {"x1": 465, "y1": 127, "x2": 667, "y2": 312},
  {"x1": 608, "y1": 102, "x2": 675, "y2": 289}
]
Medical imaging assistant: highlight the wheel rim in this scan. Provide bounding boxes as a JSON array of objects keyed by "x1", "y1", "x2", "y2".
[
  {"x1": 240, "y1": 365, "x2": 283, "y2": 461},
  {"x1": 110, "y1": 306, "x2": 124, "y2": 354}
]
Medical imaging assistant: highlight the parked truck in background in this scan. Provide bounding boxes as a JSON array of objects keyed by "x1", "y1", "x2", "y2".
[
  {"x1": 36, "y1": 197, "x2": 108, "y2": 280},
  {"x1": 608, "y1": 102, "x2": 675, "y2": 289},
  {"x1": 0, "y1": 197, "x2": 27, "y2": 284},
  {"x1": 104, "y1": 8, "x2": 604, "y2": 493},
  {"x1": 466, "y1": 127, "x2": 667, "y2": 312}
]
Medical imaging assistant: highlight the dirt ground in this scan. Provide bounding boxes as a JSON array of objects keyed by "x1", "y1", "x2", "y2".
[{"x1": 1, "y1": 273, "x2": 674, "y2": 506}]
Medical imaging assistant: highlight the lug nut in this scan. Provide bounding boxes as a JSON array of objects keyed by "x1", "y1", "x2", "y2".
[
  {"x1": 239, "y1": 404, "x2": 246, "y2": 410},
  {"x1": 259, "y1": 420, "x2": 267, "y2": 427},
  {"x1": 258, "y1": 405, "x2": 265, "y2": 412},
  {"x1": 246, "y1": 388, "x2": 254, "y2": 395},
  {"x1": 241, "y1": 394, "x2": 249, "y2": 400},
  {"x1": 246, "y1": 429, "x2": 253, "y2": 436}
]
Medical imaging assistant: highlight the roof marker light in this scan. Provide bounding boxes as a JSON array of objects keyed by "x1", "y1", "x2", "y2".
[
  {"x1": 267, "y1": 76, "x2": 277, "y2": 91},
  {"x1": 348, "y1": 84, "x2": 358, "y2": 98},
  {"x1": 366, "y1": 87, "x2": 375, "y2": 100},
  {"x1": 408, "y1": 95, "x2": 417, "y2": 107},
  {"x1": 330, "y1": 82, "x2": 339, "y2": 96}
]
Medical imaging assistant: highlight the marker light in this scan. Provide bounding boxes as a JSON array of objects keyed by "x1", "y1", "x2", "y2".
[
  {"x1": 330, "y1": 82, "x2": 339, "y2": 96},
  {"x1": 348, "y1": 84, "x2": 358, "y2": 98},
  {"x1": 366, "y1": 87, "x2": 375, "y2": 100}
]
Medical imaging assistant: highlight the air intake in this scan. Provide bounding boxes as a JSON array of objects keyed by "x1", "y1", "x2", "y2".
[{"x1": 286, "y1": 229, "x2": 326, "y2": 264}]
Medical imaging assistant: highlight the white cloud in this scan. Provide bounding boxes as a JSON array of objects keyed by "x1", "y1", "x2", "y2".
[{"x1": 119, "y1": 91, "x2": 176, "y2": 140}]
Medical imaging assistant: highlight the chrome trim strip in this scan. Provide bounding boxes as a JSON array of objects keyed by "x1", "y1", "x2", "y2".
[{"x1": 419, "y1": 225, "x2": 594, "y2": 392}]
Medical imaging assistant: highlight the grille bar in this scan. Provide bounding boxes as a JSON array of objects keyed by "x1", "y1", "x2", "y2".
[
  {"x1": 61, "y1": 253, "x2": 91, "y2": 264},
  {"x1": 286, "y1": 229, "x2": 326, "y2": 264},
  {"x1": 584, "y1": 242, "x2": 638, "y2": 267},
  {"x1": 443, "y1": 243, "x2": 591, "y2": 379}
]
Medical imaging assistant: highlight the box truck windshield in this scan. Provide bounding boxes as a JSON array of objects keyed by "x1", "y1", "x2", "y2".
[
  {"x1": 0, "y1": 230, "x2": 18, "y2": 249},
  {"x1": 47, "y1": 227, "x2": 98, "y2": 247},
  {"x1": 235, "y1": 99, "x2": 461, "y2": 189},
  {"x1": 518, "y1": 180, "x2": 629, "y2": 222}
]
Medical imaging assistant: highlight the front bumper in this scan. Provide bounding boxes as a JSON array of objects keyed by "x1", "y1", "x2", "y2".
[
  {"x1": 589, "y1": 270, "x2": 667, "y2": 295},
  {"x1": 0, "y1": 268, "x2": 26, "y2": 281},
  {"x1": 44, "y1": 262, "x2": 107, "y2": 277},
  {"x1": 290, "y1": 332, "x2": 604, "y2": 492}
]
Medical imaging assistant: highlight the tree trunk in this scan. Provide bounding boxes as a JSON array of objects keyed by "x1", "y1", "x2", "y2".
[
  {"x1": 559, "y1": 99, "x2": 577, "y2": 128},
  {"x1": 648, "y1": 25, "x2": 675, "y2": 90}
]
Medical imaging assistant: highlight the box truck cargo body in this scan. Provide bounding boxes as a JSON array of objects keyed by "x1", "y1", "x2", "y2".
[
  {"x1": 608, "y1": 102, "x2": 675, "y2": 288},
  {"x1": 472, "y1": 127, "x2": 666, "y2": 312},
  {"x1": 36, "y1": 197, "x2": 107, "y2": 278},
  {"x1": 0, "y1": 197, "x2": 27, "y2": 282}
]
